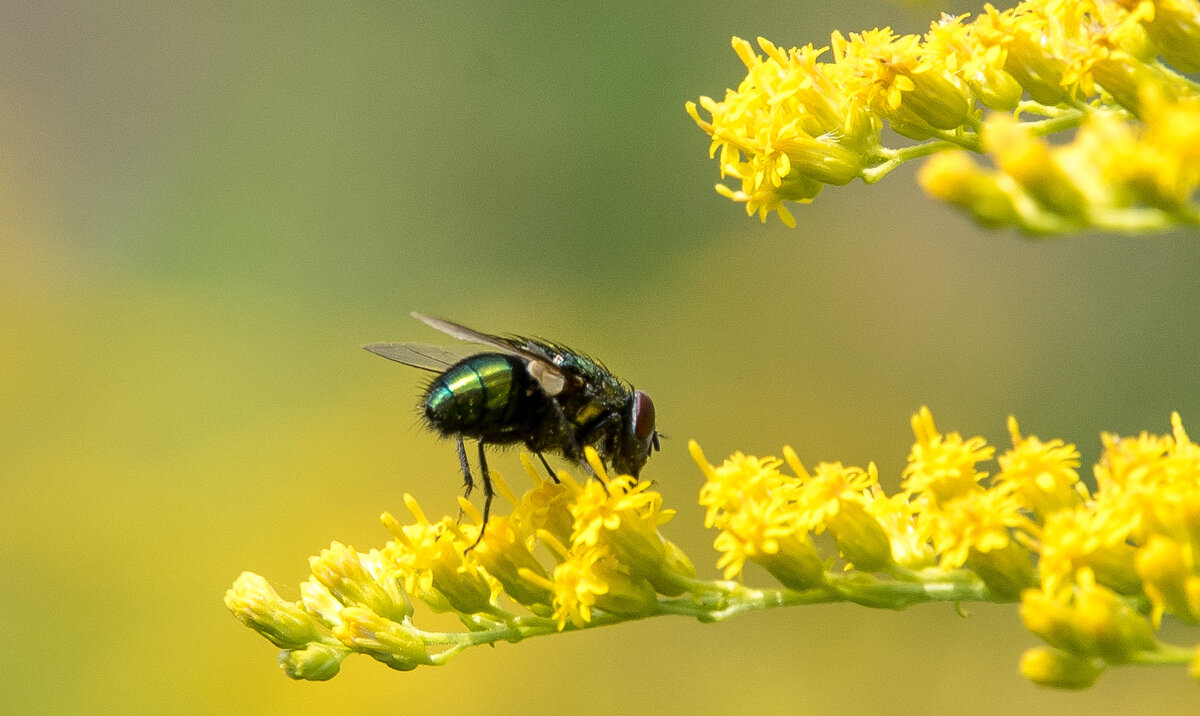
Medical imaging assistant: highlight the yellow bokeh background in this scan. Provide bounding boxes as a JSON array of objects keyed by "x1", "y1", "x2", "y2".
[{"x1": 4, "y1": 3, "x2": 1199, "y2": 713}]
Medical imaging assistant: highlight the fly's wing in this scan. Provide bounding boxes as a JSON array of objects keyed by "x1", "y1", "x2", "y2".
[
  {"x1": 362, "y1": 342, "x2": 465, "y2": 372},
  {"x1": 411, "y1": 312, "x2": 567, "y2": 395}
]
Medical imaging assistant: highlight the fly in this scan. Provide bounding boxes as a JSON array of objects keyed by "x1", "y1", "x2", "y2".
[{"x1": 364, "y1": 312, "x2": 659, "y2": 547}]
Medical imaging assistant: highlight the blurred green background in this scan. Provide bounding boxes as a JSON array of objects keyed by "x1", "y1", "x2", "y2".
[{"x1": 4, "y1": 2, "x2": 1199, "y2": 713}]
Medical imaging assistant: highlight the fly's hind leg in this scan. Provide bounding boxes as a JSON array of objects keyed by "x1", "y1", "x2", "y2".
[
  {"x1": 466, "y1": 442, "x2": 494, "y2": 552},
  {"x1": 456, "y1": 436, "x2": 474, "y2": 497}
]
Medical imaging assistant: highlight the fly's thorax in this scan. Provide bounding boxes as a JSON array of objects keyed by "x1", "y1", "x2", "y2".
[
  {"x1": 423, "y1": 353, "x2": 531, "y2": 433},
  {"x1": 551, "y1": 358, "x2": 630, "y2": 425}
]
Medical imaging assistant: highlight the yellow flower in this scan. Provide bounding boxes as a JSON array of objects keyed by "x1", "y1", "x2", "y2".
[
  {"x1": 923, "y1": 14, "x2": 1022, "y2": 111},
  {"x1": 381, "y1": 496, "x2": 498, "y2": 615},
  {"x1": 864, "y1": 487, "x2": 936, "y2": 568},
  {"x1": 516, "y1": 457, "x2": 579, "y2": 547},
  {"x1": 995, "y1": 416, "x2": 1086, "y2": 519},
  {"x1": 923, "y1": 487, "x2": 1031, "y2": 568},
  {"x1": 695, "y1": 447, "x2": 789, "y2": 528},
  {"x1": 781, "y1": 450, "x2": 876, "y2": 530},
  {"x1": 1037, "y1": 506, "x2": 1141, "y2": 595},
  {"x1": 229, "y1": 412, "x2": 1200, "y2": 685},
  {"x1": 1090, "y1": 412, "x2": 1200, "y2": 547},
  {"x1": 552, "y1": 550, "x2": 606, "y2": 629},
  {"x1": 715, "y1": 508, "x2": 826, "y2": 590},
  {"x1": 1117, "y1": 0, "x2": 1200, "y2": 72},
  {"x1": 917, "y1": 484, "x2": 1037, "y2": 598},
  {"x1": 692, "y1": 441, "x2": 825, "y2": 588},
  {"x1": 571, "y1": 470, "x2": 688, "y2": 592},
  {"x1": 1021, "y1": 568, "x2": 1157, "y2": 664},
  {"x1": 830, "y1": 27, "x2": 973, "y2": 138},
  {"x1": 685, "y1": 36, "x2": 875, "y2": 226},
  {"x1": 468, "y1": 513, "x2": 555, "y2": 610},
  {"x1": 783, "y1": 449, "x2": 892, "y2": 571},
  {"x1": 902, "y1": 406, "x2": 995, "y2": 503},
  {"x1": 571, "y1": 474, "x2": 664, "y2": 553},
  {"x1": 523, "y1": 536, "x2": 658, "y2": 631},
  {"x1": 972, "y1": 1, "x2": 1083, "y2": 106},
  {"x1": 690, "y1": 0, "x2": 1200, "y2": 233}
]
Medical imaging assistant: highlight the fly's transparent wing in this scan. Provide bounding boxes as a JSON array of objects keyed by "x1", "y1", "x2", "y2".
[
  {"x1": 410, "y1": 312, "x2": 567, "y2": 395},
  {"x1": 362, "y1": 342, "x2": 464, "y2": 372},
  {"x1": 411, "y1": 312, "x2": 527, "y2": 355}
]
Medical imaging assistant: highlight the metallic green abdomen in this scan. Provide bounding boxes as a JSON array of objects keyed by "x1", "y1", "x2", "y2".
[{"x1": 424, "y1": 354, "x2": 525, "y2": 432}]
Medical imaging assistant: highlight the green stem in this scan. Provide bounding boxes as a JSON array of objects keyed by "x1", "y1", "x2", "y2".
[
  {"x1": 1129, "y1": 644, "x2": 1195, "y2": 666},
  {"x1": 863, "y1": 140, "x2": 961, "y2": 183},
  {"x1": 406, "y1": 572, "x2": 1007, "y2": 656}
]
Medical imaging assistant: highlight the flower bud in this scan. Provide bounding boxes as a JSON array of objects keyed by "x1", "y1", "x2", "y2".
[
  {"x1": 828, "y1": 501, "x2": 893, "y2": 573},
  {"x1": 1136, "y1": 0, "x2": 1200, "y2": 72},
  {"x1": 755, "y1": 534, "x2": 826, "y2": 591},
  {"x1": 967, "y1": 66, "x2": 1023, "y2": 111},
  {"x1": 1003, "y1": 36, "x2": 1074, "y2": 105},
  {"x1": 966, "y1": 542, "x2": 1037, "y2": 601},
  {"x1": 1135, "y1": 536, "x2": 1200, "y2": 625},
  {"x1": 985, "y1": 115, "x2": 1087, "y2": 220},
  {"x1": 428, "y1": 541, "x2": 495, "y2": 616},
  {"x1": 225, "y1": 572, "x2": 321, "y2": 649},
  {"x1": 1020, "y1": 647, "x2": 1104, "y2": 689},
  {"x1": 308, "y1": 542, "x2": 412, "y2": 622},
  {"x1": 279, "y1": 643, "x2": 345, "y2": 681},
  {"x1": 918, "y1": 151, "x2": 1021, "y2": 228},
  {"x1": 332, "y1": 607, "x2": 431, "y2": 672},
  {"x1": 1074, "y1": 584, "x2": 1158, "y2": 664},
  {"x1": 472, "y1": 516, "x2": 554, "y2": 608}
]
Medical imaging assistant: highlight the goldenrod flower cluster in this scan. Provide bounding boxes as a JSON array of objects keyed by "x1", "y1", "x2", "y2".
[
  {"x1": 226, "y1": 451, "x2": 697, "y2": 679},
  {"x1": 687, "y1": 0, "x2": 1200, "y2": 233},
  {"x1": 227, "y1": 408, "x2": 1200, "y2": 688},
  {"x1": 694, "y1": 408, "x2": 1200, "y2": 687}
]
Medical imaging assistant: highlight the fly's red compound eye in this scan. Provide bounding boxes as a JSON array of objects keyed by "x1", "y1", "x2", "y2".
[{"x1": 632, "y1": 390, "x2": 655, "y2": 441}]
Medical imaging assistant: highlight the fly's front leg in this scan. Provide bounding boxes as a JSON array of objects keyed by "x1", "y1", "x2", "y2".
[
  {"x1": 576, "y1": 411, "x2": 622, "y2": 489},
  {"x1": 535, "y1": 452, "x2": 560, "y2": 484}
]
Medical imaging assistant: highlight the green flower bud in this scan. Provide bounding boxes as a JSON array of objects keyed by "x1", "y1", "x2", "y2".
[
  {"x1": 918, "y1": 151, "x2": 1021, "y2": 228},
  {"x1": 755, "y1": 534, "x2": 826, "y2": 591},
  {"x1": 828, "y1": 501, "x2": 893, "y2": 573},
  {"x1": 1020, "y1": 647, "x2": 1104, "y2": 689},
  {"x1": 279, "y1": 643, "x2": 346, "y2": 681},
  {"x1": 966, "y1": 542, "x2": 1037, "y2": 601}
]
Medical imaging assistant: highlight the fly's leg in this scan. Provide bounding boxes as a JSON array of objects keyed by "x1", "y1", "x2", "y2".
[
  {"x1": 548, "y1": 399, "x2": 588, "y2": 468},
  {"x1": 546, "y1": 398, "x2": 607, "y2": 492},
  {"x1": 575, "y1": 410, "x2": 623, "y2": 491},
  {"x1": 535, "y1": 452, "x2": 560, "y2": 483},
  {"x1": 577, "y1": 411, "x2": 617, "y2": 446},
  {"x1": 456, "y1": 436, "x2": 474, "y2": 497},
  {"x1": 466, "y1": 442, "x2": 494, "y2": 552}
]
